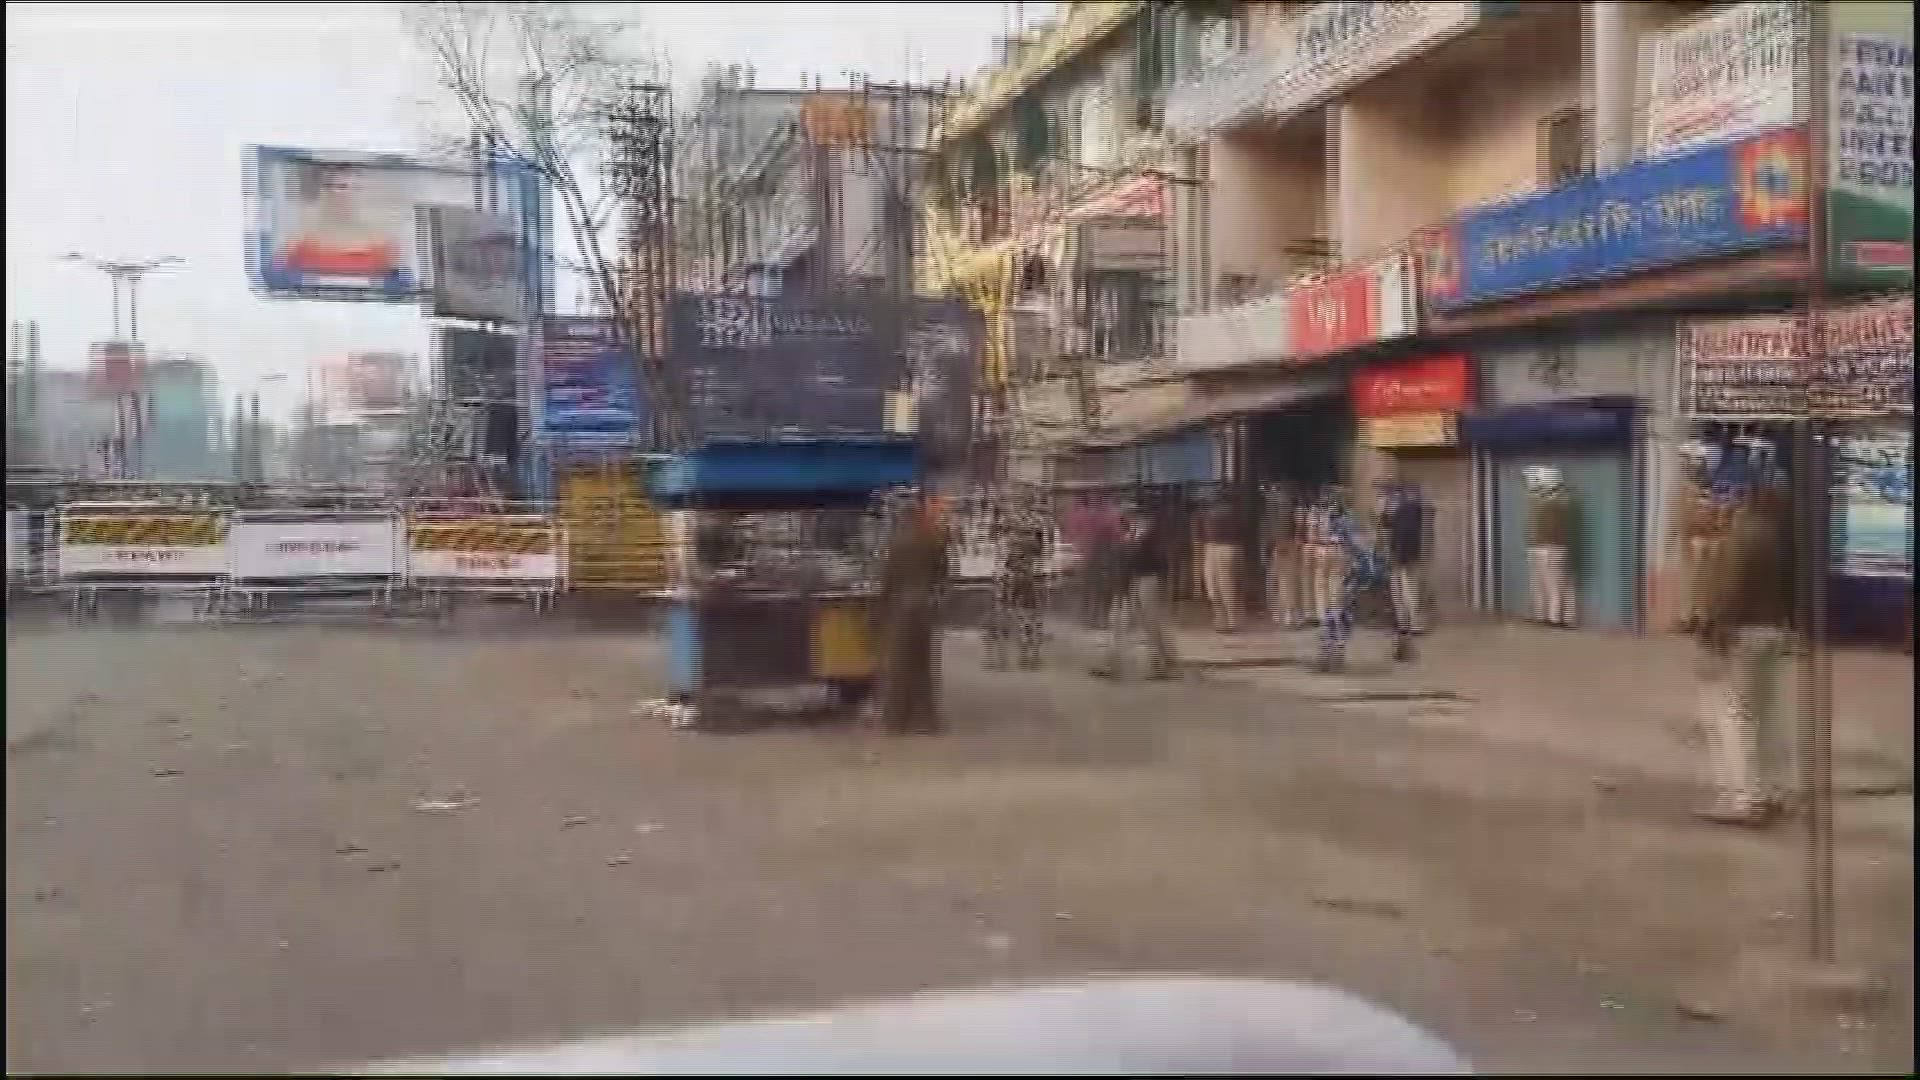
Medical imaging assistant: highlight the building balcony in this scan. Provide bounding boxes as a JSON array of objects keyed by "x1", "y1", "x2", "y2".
[
  {"x1": 1166, "y1": 1, "x2": 1490, "y2": 144},
  {"x1": 1173, "y1": 292, "x2": 1292, "y2": 373}
]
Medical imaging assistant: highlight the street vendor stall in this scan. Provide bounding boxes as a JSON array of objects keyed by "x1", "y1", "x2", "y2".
[{"x1": 647, "y1": 437, "x2": 919, "y2": 730}]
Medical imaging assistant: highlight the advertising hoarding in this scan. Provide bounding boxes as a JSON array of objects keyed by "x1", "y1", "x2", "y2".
[
  {"x1": 1643, "y1": 2, "x2": 1808, "y2": 156},
  {"x1": 669, "y1": 293, "x2": 895, "y2": 442},
  {"x1": 246, "y1": 146, "x2": 471, "y2": 301},
  {"x1": 1831, "y1": 428, "x2": 1911, "y2": 578},
  {"x1": 1423, "y1": 127, "x2": 1808, "y2": 311},
  {"x1": 534, "y1": 317, "x2": 643, "y2": 448},
  {"x1": 426, "y1": 206, "x2": 526, "y2": 323},
  {"x1": 1827, "y1": 1, "x2": 1914, "y2": 290},
  {"x1": 899, "y1": 300, "x2": 983, "y2": 469}
]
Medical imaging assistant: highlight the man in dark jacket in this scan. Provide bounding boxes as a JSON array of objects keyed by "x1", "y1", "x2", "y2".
[
  {"x1": 1379, "y1": 482, "x2": 1428, "y2": 637},
  {"x1": 1093, "y1": 504, "x2": 1176, "y2": 679}
]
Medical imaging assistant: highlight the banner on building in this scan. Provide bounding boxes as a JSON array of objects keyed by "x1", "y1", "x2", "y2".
[
  {"x1": 55, "y1": 512, "x2": 228, "y2": 580},
  {"x1": 1424, "y1": 126, "x2": 1809, "y2": 311},
  {"x1": 1814, "y1": 293, "x2": 1913, "y2": 418},
  {"x1": 668, "y1": 293, "x2": 897, "y2": 441},
  {"x1": 1643, "y1": 2, "x2": 1809, "y2": 156},
  {"x1": 406, "y1": 516, "x2": 562, "y2": 585},
  {"x1": 246, "y1": 145, "x2": 471, "y2": 302},
  {"x1": 438, "y1": 327, "x2": 519, "y2": 403},
  {"x1": 1676, "y1": 295, "x2": 1912, "y2": 420},
  {"x1": 1079, "y1": 218, "x2": 1166, "y2": 273},
  {"x1": 316, "y1": 353, "x2": 411, "y2": 421},
  {"x1": 226, "y1": 512, "x2": 402, "y2": 581},
  {"x1": 1351, "y1": 353, "x2": 1471, "y2": 417},
  {"x1": 534, "y1": 316, "x2": 644, "y2": 448},
  {"x1": 1676, "y1": 313, "x2": 1812, "y2": 420},
  {"x1": 1288, "y1": 252, "x2": 1417, "y2": 359},
  {"x1": 426, "y1": 206, "x2": 526, "y2": 324},
  {"x1": 800, "y1": 93, "x2": 873, "y2": 147},
  {"x1": 88, "y1": 341, "x2": 143, "y2": 394},
  {"x1": 1827, "y1": 1, "x2": 1914, "y2": 290}
]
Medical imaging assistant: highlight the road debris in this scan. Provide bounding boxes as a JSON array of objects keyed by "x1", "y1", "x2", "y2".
[
  {"x1": 150, "y1": 767, "x2": 183, "y2": 779},
  {"x1": 634, "y1": 820, "x2": 665, "y2": 835},
  {"x1": 335, "y1": 841, "x2": 367, "y2": 856},
  {"x1": 365, "y1": 860, "x2": 401, "y2": 874},
  {"x1": 606, "y1": 855, "x2": 632, "y2": 867},
  {"x1": 1311, "y1": 894, "x2": 1407, "y2": 920},
  {"x1": 413, "y1": 793, "x2": 479, "y2": 813},
  {"x1": 562, "y1": 814, "x2": 591, "y2": 829}
]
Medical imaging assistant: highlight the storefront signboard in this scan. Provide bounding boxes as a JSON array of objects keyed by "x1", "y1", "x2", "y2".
[
  {"x1": 1363, "y1": 412, "x2": 1458, "y2": 449},
  {"x1": 1422, "y1": 127, "x2": 1809, "y2": 311},
  {"x1": 1351, "y1": 353, "x2": 1471, "y2": 417},
  {"x1": 1676, "y1": 312, "x2": 1811, "y2": 420},
  {"x1": 1815, "y1": 293, "x2": 1913, "y2": 419}
]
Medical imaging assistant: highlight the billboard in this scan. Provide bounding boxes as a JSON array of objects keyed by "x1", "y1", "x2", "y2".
[
  {"x1": 426, "y1": 205, "x2": 526, "y2": 323},
  {"x1": 1832, "y1": 428, "x2": 1912, "y2": 578},
  {"x1": 669, "y1": 293, "x2": 897, "y2": 442},
  {"x1": 1643, "y1": 2, "x2": 1808, "y2": 156},
  {"x1": 246, "y1": 146, "x2": 471, "y2": 301},
  {"x1": 1676, "y1": 313, "x2": 1810, "y2": 421},
  {"x1": 899, "y1": 300, "x2": 983, "y2": 469},
  {"x1": 1423, "y1": 126, "x2": 1808, "y2": 311},
  {"x1": 316, "y1": 352, "x2": 412, "y2": 421},
  {"x1": 1827, "y1": 1, "x2": 1914, "y2": 290},
  {"x1": 533, "y1": 316, "x2": 643, "y2": 447},
  {"x1": 438, "y1": 327, "x2": 519, "y2": 403}
]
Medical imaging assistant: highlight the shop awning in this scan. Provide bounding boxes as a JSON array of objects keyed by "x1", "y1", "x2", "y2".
[
  {"x1": 1459, "y1": 398, "x2": 1638, "y2": 449},
  {"x1": 1079, "y1": 373, "x2": 1340, "y2": 449}
]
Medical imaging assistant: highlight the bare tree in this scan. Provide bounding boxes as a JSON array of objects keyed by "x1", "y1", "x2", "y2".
[{"x1": 403, "y1": 1, "x2": 688, "y2": 447}]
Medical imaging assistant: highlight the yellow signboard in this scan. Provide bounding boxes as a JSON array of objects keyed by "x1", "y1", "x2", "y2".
[{"x1": 1364, "y1": 412, "x2": 1458, "y2": 449}]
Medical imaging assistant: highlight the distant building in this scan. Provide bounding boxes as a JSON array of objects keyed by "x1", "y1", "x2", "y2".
[{"x1": 140, "y1": 353, "x2": 221, "y2": 481}]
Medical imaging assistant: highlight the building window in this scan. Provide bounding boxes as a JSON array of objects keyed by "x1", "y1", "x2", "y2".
[{"x1": 1540, "y1": 107, "x2": 1593, "y2": 188}]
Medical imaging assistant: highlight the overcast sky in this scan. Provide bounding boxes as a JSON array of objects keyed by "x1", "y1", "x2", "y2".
[{"x1": 5, "y1": 1, "x2": 1046, "y2": 419}]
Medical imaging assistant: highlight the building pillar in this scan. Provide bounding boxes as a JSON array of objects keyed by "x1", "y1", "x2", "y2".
[{"x1": 1590, "y1": 1, "x2": 1659, "y2": 172}]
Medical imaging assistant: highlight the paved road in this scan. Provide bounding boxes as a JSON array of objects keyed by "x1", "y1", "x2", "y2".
[{"x1": 5, "y1": 620, "x2": 1910, "y2": 1072}]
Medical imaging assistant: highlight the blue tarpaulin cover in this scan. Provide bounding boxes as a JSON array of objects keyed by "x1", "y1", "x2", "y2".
[{"x1": 646, "y1": 438, "x2": 919, "y2": 506}]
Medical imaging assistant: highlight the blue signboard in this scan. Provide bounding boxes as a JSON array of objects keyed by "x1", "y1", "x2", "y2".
[
  {"x1": 533, "y1": 316, "x2": 644, "y2": 448},
  {"x1": 1424, "y1": 127, "x2": 1810, "y2": 311}
]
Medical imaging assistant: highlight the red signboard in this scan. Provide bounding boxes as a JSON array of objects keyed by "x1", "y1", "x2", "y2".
[
  {"x1": 1290, "y1": 271, "x2": 1376, "y2": 358},
  {"x1": 1351, "y1": 353, "x2": 1472, "y2": 418}
]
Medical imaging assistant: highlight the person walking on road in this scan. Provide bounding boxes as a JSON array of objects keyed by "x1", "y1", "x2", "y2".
[
  {"x1": 1379, "y1": 481, "x2": 1429, "y2": 638},
  {"x1": 873, "y1": 492, "x2": 950, "y2": 734},
  {"x1": 1199, "y1": 496, "x2": 1242, "y2": 633},
  {"x1": 1304, "y1": 485, "x2": 1349, "y2": 626},
  {"x1": 1694, "y1": 468, "x2": 1795, "y2": 826},
  {"x1": 1093, "y1": 503, "x2": 1176, "y2": 680}
]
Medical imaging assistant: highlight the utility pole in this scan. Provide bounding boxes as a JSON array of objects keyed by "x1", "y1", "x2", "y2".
[{"x1": 58, "y1": 252, "x2": 183, "y2": 480}]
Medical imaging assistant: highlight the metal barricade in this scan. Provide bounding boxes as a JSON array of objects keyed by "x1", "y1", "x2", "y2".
[
  {"x1": 404, "y1": 508, "x2": 568, "y2": 613},
  {"x1": 52, "y1": 502, "x2": 231, "y2": 617},
  {"x1": 222, "y1": 508, "x2": 405, "y2": 614}
]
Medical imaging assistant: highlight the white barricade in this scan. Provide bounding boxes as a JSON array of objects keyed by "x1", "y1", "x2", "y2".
[
  {"x1": 55, "y1": 506, "x2": 230, "y2": 585},
  {"x1": 5, "y1": 510, "x2": 29, "y2": 586},
  {"x1": 404, "y1": 514, "x2": 566, "y2": 608},
  {"x1": 225, "y1": 510, "x2": 404, "y2": 606}
]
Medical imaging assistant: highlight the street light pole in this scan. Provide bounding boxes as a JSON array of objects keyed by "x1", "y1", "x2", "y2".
[{"x1": 58, "y1": 252, "x2": 184, "y2": 480}]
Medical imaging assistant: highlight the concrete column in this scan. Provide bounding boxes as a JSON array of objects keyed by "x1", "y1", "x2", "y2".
[{"x1": 1590, "y1": 1, "x2": 1654, "y2": 172}]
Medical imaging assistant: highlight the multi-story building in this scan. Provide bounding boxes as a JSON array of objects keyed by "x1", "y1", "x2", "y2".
[
  {"x1": 678, "y1": 65, "x2": 950, "y2": 297},
  {"x1": 1169, "y1": 0, "x2": 1908, "y2": 638},
  {"x1": 140, "y1": 353, "x2": 221, "y2": 481},
  {"x1": 934, "y1": 0, "x2": 1911, "y2": 642}
]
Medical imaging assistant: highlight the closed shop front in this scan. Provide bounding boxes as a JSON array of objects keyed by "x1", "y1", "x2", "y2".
[
  {"x1": 1464, "y1": 324, "x2": 1672, "y2": 632},
  {"x1": 1352, "y1": 353, "x2": 1474, "y2": 620}
]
